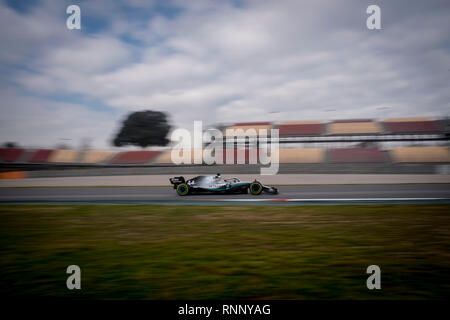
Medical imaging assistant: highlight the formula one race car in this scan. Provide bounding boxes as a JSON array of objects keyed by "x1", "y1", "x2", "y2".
[{"x1": 169, "y1": 174, "x2": 278, "y2": 196}]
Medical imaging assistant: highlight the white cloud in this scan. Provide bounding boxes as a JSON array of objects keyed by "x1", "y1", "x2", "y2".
[
  {"x1": 0, "y1": 0, "x2": 449, "y2": 148},
  {"x1": 0, "y1": 88, "x2": 118, "y2": 149}
]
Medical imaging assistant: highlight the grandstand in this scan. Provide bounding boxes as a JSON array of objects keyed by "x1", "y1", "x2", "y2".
[
  {"x1": 390, "y1": 146, "x2": 450, "y2": 163},
  {"x1": 28, "y1": 149, "x2": 53, "y2": 163},
  {"x1": 0, "y1": 148, "x2": 24, "y2": 162},
  {"x1": 279, "y1": 148, "x2": 324, "y2": 163},
  {"x1": 80, "y1": 150, "x2": 117, "y2": 164},
  {"x1": 220, "y1": 118, "x2": 448, "y2": 149},
  {"x1": 327, "y1": 120, "x2": 382, "y2": 135},
  {"x1": 328, "y1": 148, "x2": 387, "y2": 163},
  {"x1": 223, "y1": 122, "x2": 273, "y2": 136},
  {"x1": 48, "y1": 150, "x2": 80, "y2": 163},
  {"x1": 155, "y1": 149, "x2": 195, "y2": 164},
  {"x1": 382, "y1": 119, "x2": 444, "y2": 134},
  {"x1": 277, "y1": 121, "x2": 323, "y2": 136},
  {"x1": 108, "y1": 151, "x2": 161, "y2": 164},
  {"x1": 0, "y1": 117, "x2": 448, "y2": 175},
  {"x1": 220, "y1": 149, "x2": 260, "y2": 164}
]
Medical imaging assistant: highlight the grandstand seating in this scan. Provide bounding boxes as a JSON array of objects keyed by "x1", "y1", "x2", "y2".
[
  {"x1": 278, "y1": 121, "x2": 323, "y2": 136},
  {"x1": 160, "y1": 148, "x2": 262, "y2": 165},
  {"x1": 327, "y1": 121, "x2": 382, "y2": 135},
  {"x1": 223, "y1": 124, "x2": 273, "y2": 136},
  {"x1": 81, "y1": 151, "x2": 117, "y2": 163},
  {"x1": 383, "y1": 117, "x2": 434, "y2": 122},
  {"x1": 278, "y1": 148, "x2": 324, "y2": 163},
  {"x1": 220, "y1": 149, "x2": 261, "y2": 164},
  {"x1": 2, "y1": 146, "x2": 450, "y2": 165},
  {"x1": 333, "y1": 119, "x2": 374, "y2": 123},
  {"x1": 1, "y1": 117, "x2": 448, "y2": 167},
  {"x1": 109, "y1": 151, "x2": 161, "y2": 164},
  {"x1": 18, "y1": 149, "x2": 35, "y2": 163},
  {"x1": 390, "y1": 147, "x2": 450, "y2": 163},
  {"x1": 155, "y1": 149, "x2": 262, "y2": 165},
  {"x1": 383, "y1": 120, "x2": 443, "y2": 134},
  {"x1": 233, "y1": 122, "x2": 272, "y2": 126},
  {"x1": 155, "y1": 149, "x2": 200, "y2": 164},
  {"x1": 156, "y1": 148, "x2": 325, "y2": 164},
  {"x1": 0, "y1": 148, "x2": 24, "y2": 162},
  {"x1": 328, "y1": 148, "x2": 387, "y2": 162},
  {"x1": 154, "y1": 150, "x2": 175, "y2": 164},
  {"x1": 279, "y1": 121, "x2": 322, "y2": 125},
  {"x1": 28, "y1": 149, "x2": 54, "y2": 163},
  {"x1": 160, "y1": 149, "x2": 261, "y2": 164},
  {"x1": 48, "y1": 150, "x2": 80, "y2": 163}
]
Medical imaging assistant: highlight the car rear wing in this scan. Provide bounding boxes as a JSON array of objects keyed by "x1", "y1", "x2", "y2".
[{"x1": 169, "y1": 176, "x2": 185, "y2": 188}]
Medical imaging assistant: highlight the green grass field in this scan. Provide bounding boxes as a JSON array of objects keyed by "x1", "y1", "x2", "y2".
[{"x1": 0, "y1": 204, "x2": 449, "y2": 299}]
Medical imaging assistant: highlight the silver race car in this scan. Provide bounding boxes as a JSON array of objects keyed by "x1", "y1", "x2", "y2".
[{"x1": 169, "y1": 174, "x2": 278, "y2": 196}]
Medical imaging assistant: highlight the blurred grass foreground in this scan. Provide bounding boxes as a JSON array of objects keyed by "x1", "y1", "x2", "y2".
[{"x1": 0, "y1": 204, "x2": 449, "y2": 299}]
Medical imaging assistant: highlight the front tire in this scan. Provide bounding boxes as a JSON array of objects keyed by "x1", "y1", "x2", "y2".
[
  {"x1": 176, "y1": 183, "x2": 190, "y2": 196},
  {"x1": 249, "y1": 181, "x2": 263, "y2": 195}
]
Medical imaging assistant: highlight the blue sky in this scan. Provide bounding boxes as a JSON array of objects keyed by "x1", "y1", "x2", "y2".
[{"x1": 0, "y1": 0, "x2": 449, "y2": 148}]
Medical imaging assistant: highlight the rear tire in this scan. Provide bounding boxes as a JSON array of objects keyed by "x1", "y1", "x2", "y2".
[
  {"x1": 249, "y1": 181, "x2": 263, "y2": 195},
  {"x1": 176, "y1": 183, "x2": 190, "y2": 196}
]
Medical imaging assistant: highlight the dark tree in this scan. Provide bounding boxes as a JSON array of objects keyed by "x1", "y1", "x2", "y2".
[
  {"x1": 3, "y1": 142, "x2": 19, "y2": 148},
  {"x1": 113, "y1": 110, "x2": 171, "y2": 148}
]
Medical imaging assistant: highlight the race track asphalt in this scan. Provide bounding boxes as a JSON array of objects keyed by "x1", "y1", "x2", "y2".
[{"x1": 1, "y1": 184, "x2": 450, "y2": 205}]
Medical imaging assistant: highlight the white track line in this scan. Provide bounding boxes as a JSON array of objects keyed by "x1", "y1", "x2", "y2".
[{"x1": 209, "y1": 198, "x2": 449, "y2": 202}]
